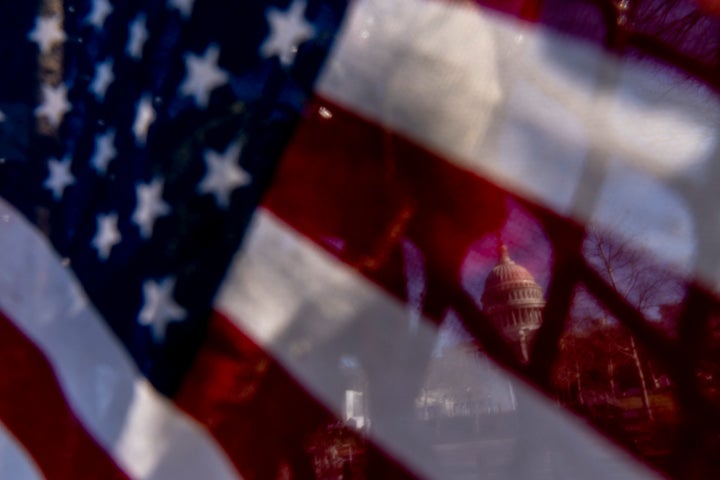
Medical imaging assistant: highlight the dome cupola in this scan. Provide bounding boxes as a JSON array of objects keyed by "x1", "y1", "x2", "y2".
[{"x1": 481, "y1": 245, "x2": 545, "y2": 362}]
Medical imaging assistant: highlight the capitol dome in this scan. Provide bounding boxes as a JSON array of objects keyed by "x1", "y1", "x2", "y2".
[{"x1": 481, "y1": 245, "x2": 545, "y2": 362}]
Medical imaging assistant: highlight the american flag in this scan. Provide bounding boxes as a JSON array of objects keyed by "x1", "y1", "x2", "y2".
[{"x1": 1, "y1": 0, "x2": 720, "y2": 478}]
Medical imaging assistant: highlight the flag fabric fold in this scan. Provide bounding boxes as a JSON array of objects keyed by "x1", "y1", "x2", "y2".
[{"x1": 1, "y1": 0, "x2": 719, "y2": 478}]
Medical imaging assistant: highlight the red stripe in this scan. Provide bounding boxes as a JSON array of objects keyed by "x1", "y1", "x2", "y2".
[
  {"x1": 263, "y1": 97, "x2": 574, "y2": 370},
  {"x1": 471, "y1": 0, "x2": 544, "y2": 20},
  {"x1": 175, "y1": 311, "x2": 418, "y2": 479},
  {"x1": 259, "y1": 96, "x2": 720, "y2": 477},
  {"x1": 472, "y1": 0, "x2": 720, "y2": 92},
  {"x1": 0, "y1": 310, "x2": 129, "y2": 480},
  {"x1": 696, "y1": 0, "x2": 720, "y2": 15}
]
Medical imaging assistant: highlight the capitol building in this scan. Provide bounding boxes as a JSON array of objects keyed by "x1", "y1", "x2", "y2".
[
  {"x1": 417, "y1": 245, "x2": 546, "y2": 419},
  {"x1": 339, "y1": 244, "x2": 547, "y2": 434},
  {"x1": 481, "y1": 245, "x2": 545, "y2": 363}
]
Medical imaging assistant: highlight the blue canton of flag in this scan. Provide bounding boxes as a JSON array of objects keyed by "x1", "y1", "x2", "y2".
[{"x1": 0, "y1": 0, "x2": 347, "y2": 396}]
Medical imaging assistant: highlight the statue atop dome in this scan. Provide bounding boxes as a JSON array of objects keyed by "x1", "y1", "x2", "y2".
[{"x1": 481, "y1": 244, "x2": 545, "y2": 363}]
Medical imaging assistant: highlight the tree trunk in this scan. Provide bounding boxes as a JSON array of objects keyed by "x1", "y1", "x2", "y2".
[{"x1": 630, "y1": 335, "x2": 654, "y2": 421}]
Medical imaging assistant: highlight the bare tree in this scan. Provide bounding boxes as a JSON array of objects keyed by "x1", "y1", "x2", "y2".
[
  {"x1": 584, "y1": 228, "x2": 684, "y2": 319},
  {"x1": 555, "y1": 226, "x2": 684, "y2": 421}
]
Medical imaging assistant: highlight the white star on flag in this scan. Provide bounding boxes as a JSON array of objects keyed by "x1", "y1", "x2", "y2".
[
  {"x1": 85, "y1": 0, "x2": 113, "y2": 29},
  {"x1": 259, "y1": 0, "x2": 315, "y2": 67},
  {"x1": 90, "y1": 59, "x2": 114, "y2": 101},
  {"x1": 44, "y1": 157, "x2": 75, "y2": 201},
  {"x1": 198, "y1": 140, "x2": 252, "y2": 208},
  {"x1": 91, "y1": 213, "x2": 121, "y2": 261},
  {"x1": 27, "y1": 15, "x2": 66, "y2": 54},
  {"x1": 138, "y1": 277, "x2": 187, "y2": 342},
  {"x1": 91, "y1": 129, "x2": 117, "y2": 174},
  {"x1": 35, "y1": 83, "x2": 71, "y2": 129},
  {"x1": 133, "y1": 95, "x2": 156, "y2": 144},
  {"x1": 126, "y1": 14, "x2": 149, "y2": 60},
  {"x1": 169, "y1": 0, "x2": 195, "y2": 19},
  {"x1": 179, "y1": 44, "x2": 229, "y2": 108},
  {"x1": 132, "y1": 179, "x2": 171, "y2": 239}
]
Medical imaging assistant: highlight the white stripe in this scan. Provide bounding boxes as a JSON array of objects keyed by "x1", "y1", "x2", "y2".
[
  {"x1": 0, "y1": 198, "x2": 238, "y2": 480},
  {"x1": 319, "y1": 0, "x2": 719, "y2": 285},
  {"x1": 0, "y1": 422, "x2": 43, "y2": 480},
  {"x1": 217, "y1": 210, "x2": 658, "y2": 479}
]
